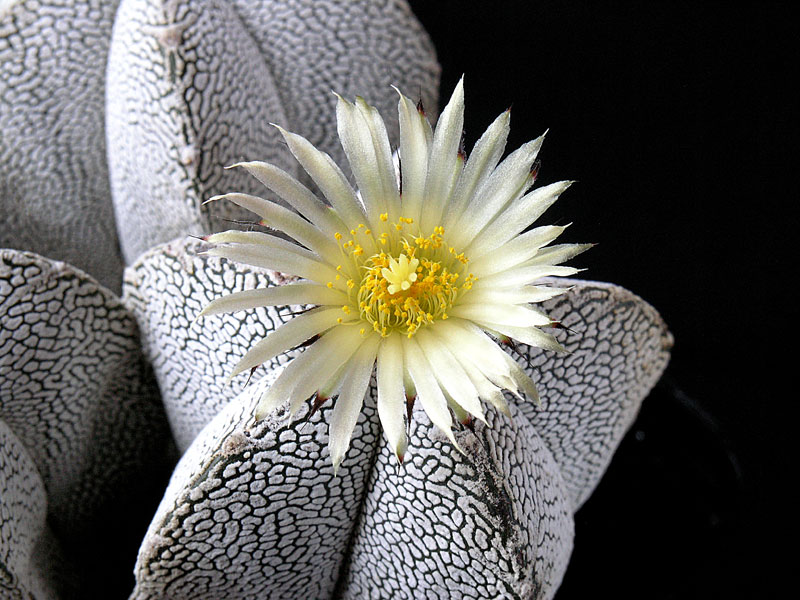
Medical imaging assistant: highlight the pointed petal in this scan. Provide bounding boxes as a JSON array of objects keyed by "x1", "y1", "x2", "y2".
[
  {"x1": 402, "y1": 336, "x2": 459, "y2": 449},
  {"x1": 448, "y1": 303, "x2": 553, "y2": 328},
  {"x1": 525, "y1": 243, "x2": 595, "y2": 266},
  {"x1": 396, "y1": 89, "x2": 431, "y2": 224},
  {"x1": 355, "y1": 97, "x2": 400, "y2": 218},
  {"x1": 431, "y1": 319, "x2": 513, "y2": 380},
  {"x1": 469, "y1": 224, "x2": 569, "y2": 276},
  {"x1": 473, "y1": 265, "x2": 581, "y2": 288},
  {"x1": 336, "y1": 94, "x2": 390, "y2": 228},
  {"x1": 420, "y1": 77, "x2": 464, "y2": 233},
  {"x1": 228, "y1": 307, "x2": 351, "y2": 379},
  {"x1": 230, "y1": 161, "x2": 346, "y2": 236},
  {"x1": 377, "y1": 334, "x2": 408, "y2": 462},
  {"x1": 465, "y1": 181, "x2": 573, "y2": 257},
  {"x1": 207, "y1": 192, "x2": 339, "y2": 258},
  {"x1": 416, "y1": 329, "x2": 485, "y2": 422},
  {"x1": 450, "y1": 133, "x2": 546, "y2": 249},
  {"x1": 454, "y1": 284, "x2": 570, "y2": 307},
  {"x1": 500, "y1": 351, "x2": 541, "y2": 405},
  {"x1": 442, "y1": 109, "x2": 510, "y2": 233},
  {"x1": 329, "y1": 334, "x2": 380, "y2": 473},
  {"x1": 198, "y1": 283, "x2": 348, "y2": 319},
  {"x1": 254, "y1": 326, "x2": 365, "y2": 419},
  {"x1": 204, "y1": 239, "x2": 340, "y2": 286},
  {"x1": 480, "y1": 322, "x2": 567, "y2": 354},
  {"x1": 273, "y1": 126, "x2": 367, "y2": 229}
]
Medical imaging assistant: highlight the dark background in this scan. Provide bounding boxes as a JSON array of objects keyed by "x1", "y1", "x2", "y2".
[{"x1": 409, "y1": 1, "x2": 791, "y2": 598}]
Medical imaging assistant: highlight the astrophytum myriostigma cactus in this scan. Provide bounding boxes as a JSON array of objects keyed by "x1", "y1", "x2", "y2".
[{"x1": 1, "y1": 1, "x2": 671, "y2": 599}]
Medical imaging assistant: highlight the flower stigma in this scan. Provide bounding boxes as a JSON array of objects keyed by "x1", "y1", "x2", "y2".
[{"x1": 334, "y1": 216, "x2": 476, "y2": 339}]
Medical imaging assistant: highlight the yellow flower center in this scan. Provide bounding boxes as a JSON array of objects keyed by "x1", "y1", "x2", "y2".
[
  {"x1": 332, "y1": 216, "x2": 476, "y2": 338},
  {"x1": 381, "y1": 253, "x2": 419, "y2": 294}
]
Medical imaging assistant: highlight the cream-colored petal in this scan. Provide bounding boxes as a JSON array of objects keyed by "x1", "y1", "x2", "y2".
[
  {"x1": 500, "y1": 350, "x2": 541, "y2": 405},
  {"x1": 273, "y1": 125, "x2": 368, "y2": 231},
  {"x1": 454, "y1": 284, "x2": 570, "y2": 307},
  {"x1": 254, "y1": 326, "x2": 365, "y2": 419},
  {"x1": 442, "y1": 109, "x2": 510, "y2": 233},
  {"x1": 229, "y1": 161, "x2": 345, "y2": 236},
  {"x1": 377, "y1": 334, "x2": 408, "y2": 462},
  {"x1": 419, "y1": 77, "x2": 464, "y2": 233},
  {"x1": 335, "y1": 94, "x2": 390, "y2": 228},
  {"x1": 465, "y1": 181, "x2": 573, "y2": 258},
  {"x1": 432, "y1": 319, "x2": 512, "y2": 379},
  {"x1": 416, "y1": 329, "x2": 485, "y2": 423},
  {"x1": 228, "y1": 307, "x2": 351, "y2": 380},
  {"x1": 205, "y1": 192, "x2": 339, "y2": 258},
  {"x1": 355, "y1": 97, "x2": 400, "y2": 219},
  {"x1": 479, "y1": 321, "x2": 567, "y2": 354},
  {"x1": 449, "y1": 133, "x2": 545, "y2": 249},
  {"x1": 469, "y1": 224, "x2": 569, "y2": 276},
  {"x1": 525, "y1": 243, "x2": 595, "y2": 267},
  {"x1": 395, "y1": 89, "x2": 431, "y2": 224},
  {"x1": 198, "y1": 283, "x2": 348, "y2": 319},
  {"x1": 402, "y1": 336, "x2": 459, "y2": 449},
  {"x1": 328, "y1": 334, "x2": 380, "y2": 473},
  {"x1": 448, "y1": 302, "x2": 553, "y2": 328},
  {"x1": 473, "y1": 264, "x2": 581, "y2": 288},
  {"x1": 204, "y1": 241, "x2": 340, "y2": 287},
  {"x1": 439, "y1": 334, "x2": 519, "y2": 409}
]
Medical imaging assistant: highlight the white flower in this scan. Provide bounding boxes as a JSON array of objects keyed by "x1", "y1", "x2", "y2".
[{"x1": 199, "y1": 79, "x2": 590, "y2": 471}]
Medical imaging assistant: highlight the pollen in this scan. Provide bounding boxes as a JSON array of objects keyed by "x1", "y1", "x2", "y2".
[{"x1": 341, "y1": 217, "x2": 473, "y2": 338}]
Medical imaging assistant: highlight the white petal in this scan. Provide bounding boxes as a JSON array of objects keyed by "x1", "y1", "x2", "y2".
[
  {"x1": 469, "y1": 224, "x2": 569, "y2": 276},
  {"x1": 431, "y1": 319, "x2": 512, "y2": 379},
  {"x1": 525, "y1": 243, "x2": 595, "y2": 266},
  {"x1": 254, "y1": 326, "x2": 365, "y2": 419},
  {"x1": 465, "y1": 181, "x2": 573, "y2": 258},
  {"x1": 438, "y1": 333, "x2": 518, "y2": 406},
  {"x1": 328, "y1": 334, "x2": 380, "y2": 473},
  {"x1": 198, "y1": 283, "x2": 348, "y2": 318},
  {"x1": 229, "y1": 307, "x2": 350, "y2": 379},
  {"x1": 355, "y1": 97, "x2": 400, "y2": 218},
  {"x1": 473, "y1": 264, "x2": 581, "y2": 288},
  {"x1": 480, "y1": 322, "x2": 567, "y2": 354},
  {"x1": 449, "y1": 133, "x2": 545, "y2": 249},
  {"x1": 273, "y1": 126, "x2": 368, "y2": 230},
  {"x1": 205, "y1": 241, "x2": 340, "y2": 287},
  {"x1": 420, "y1": 76, "x2": 464, "y2": 233},
  {"x1": 377, "y1": 333, "x2": 408, "y2": 462},
  {"x1": 455, "y1": 284, "x2": 570, "y2": 306},
  {"x1": 448, "y1": 302, "x2": 553, "y2": 328},
  {"x1": 442, "y1": 109, "x2": 510, "y2": 233},
  {"x1": 500, "y1": 351, "x2": 541, "y2": 405},
  {"x1": 415, "y1": 329, "x2": 485, "y2": 422},
  {"x1": 206, "y1": 192, "x2": 339, "y2": 258},
  {"x1": 336, "y1": 94, "x2": 391, "y2": 228},
  {"x1": 402, "y1": 336, "x2": 459, "y2": 449},
  {"x1": 230, "y1": 161, "x2": 345, "y2": 236},
  {"x1": 396, "y1": 88, "x2": 431, "y2": 224},
  {"x1": 462, "y1": 366, "x2": 511, "y2": 417},
  {"x1": 429, "y1": 319, "x2": 521, "y2": 401}
]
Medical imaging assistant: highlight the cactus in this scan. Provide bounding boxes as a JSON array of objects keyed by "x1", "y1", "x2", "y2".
[{"x1": 0, "y1": 2, "x2": 670, "y2": 598}]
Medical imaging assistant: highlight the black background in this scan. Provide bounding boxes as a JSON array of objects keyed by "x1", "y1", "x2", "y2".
[{"x1": 408, "y1": 1, "x2": 791, "y2": 598}]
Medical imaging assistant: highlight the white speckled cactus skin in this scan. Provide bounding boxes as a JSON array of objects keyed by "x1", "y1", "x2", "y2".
[{"x1": 0, "y1": 2, "x2": 671, "y2": 599}]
